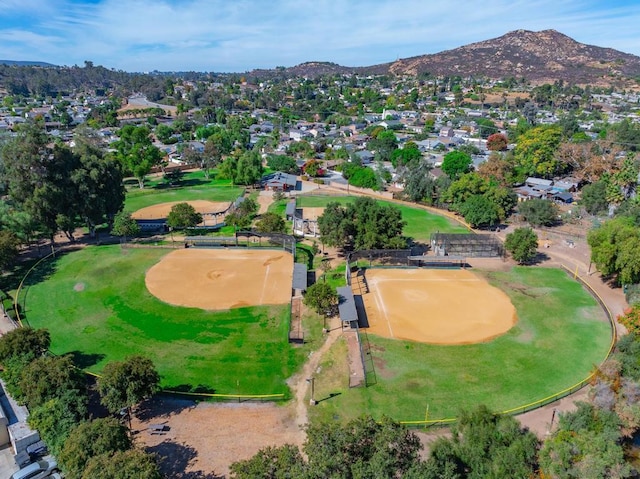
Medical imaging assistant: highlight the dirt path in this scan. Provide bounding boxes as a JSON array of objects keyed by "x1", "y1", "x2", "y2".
[
  {"x1": 257, "y1": 191, "x2": 274, "y2": 215},
  {"x1": 287, "y1": 316, "x2": 342, "y2": 432}
]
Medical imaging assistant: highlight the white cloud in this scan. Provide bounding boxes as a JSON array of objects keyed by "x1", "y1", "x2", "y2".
[{"x1": 1, "y1": 0, "x2": 640, "y2": 71}]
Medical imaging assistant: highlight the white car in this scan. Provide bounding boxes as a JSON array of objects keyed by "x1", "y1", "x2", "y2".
[{"x1": 9, "y1": 456, "x2": 58, "y2": 479}]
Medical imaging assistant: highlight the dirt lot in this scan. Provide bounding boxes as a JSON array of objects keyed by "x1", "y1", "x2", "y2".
[
  {"x1": 360, "y1": 268, "x2": 516, "y2": 344},
  {"x1": 131, "y1": 200, "x2": 231, "y2": 220},
  {"x1": 132, "y1": 398, "x2": 305, "y2": 479},
  {"x1": 145, "y1": 249, "x2": 293, "y2": 310}
]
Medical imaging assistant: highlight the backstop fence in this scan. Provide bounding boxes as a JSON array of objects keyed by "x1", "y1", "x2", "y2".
[{"x1": 430, "y1": 233, "x2": 504, "y2": 258}]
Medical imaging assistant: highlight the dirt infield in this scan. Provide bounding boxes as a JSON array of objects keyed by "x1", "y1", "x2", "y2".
[
  {"x1": 131, "y1": 200, "x2": 231, "y2": 220},
  {"x1": 145, "y1": 249, "x2": 293, "y2": 310},
  {"x1": 360, "y1": 268, "x2": 516, "y2": 344}
]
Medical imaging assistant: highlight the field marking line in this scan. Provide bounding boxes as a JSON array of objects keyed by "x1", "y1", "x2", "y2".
[
  {"x1": 375, "y1": 278, "x2": 481, "y2": 283},
  {"x1": 373, "y1": 282, "x2": 394, "y2": 338},
  {"x1": 260, "y1": 265, "x2": 270, "y2": 304}
]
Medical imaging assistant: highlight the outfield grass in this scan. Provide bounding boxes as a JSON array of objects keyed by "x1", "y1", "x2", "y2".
[
  {"x1": 124, "y1": 170, "x2": 243, "y2": 213},
  {"x1": 23, "y1": 245, "x2": 317, "y2": 396},
  {"x1": 294, "y1": 195, "x2": 467, "y2": 241},
  {"x1": 309, "y1": 266, "x2": 612, "y2": 422}
]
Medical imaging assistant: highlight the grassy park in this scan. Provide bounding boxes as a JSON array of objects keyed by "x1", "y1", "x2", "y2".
[
  {"x1": 23, "y1": 245, "x2": 317, "y2": 396},
  {"x1": 309, "y1": 267, "x2": 613, "y2": 422},
  {"x1": 15, "y1": 181, "x2": 614, "y2": 418}
]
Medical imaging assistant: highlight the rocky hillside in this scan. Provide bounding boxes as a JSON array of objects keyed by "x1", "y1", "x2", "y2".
[
  {"x1": 387, "y1": 29, "x2": 640, "y2": 84},
  {"x1": 249, "y1": 30, "x2": 640, "y2": 85}
]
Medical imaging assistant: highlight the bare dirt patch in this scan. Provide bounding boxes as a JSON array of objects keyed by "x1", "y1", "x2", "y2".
[
  {"x1": 133, "y1": 398, "x2": 304, "y2": 478},
  {"x1": 73, "y1": 282, "x2": 85, "y2": 292},
  {"x1": 300, "y1": 207, "x2": 325, "y2": 221},
  {"x1": 131, "y1": 200, "x2": 231, "y2": 220},
  {"x1": 360, "y1": 268, "x2": 516, "y2": 344},
  {"x1": 145, "y1": 249, "x2": 293, "y2": 310}
]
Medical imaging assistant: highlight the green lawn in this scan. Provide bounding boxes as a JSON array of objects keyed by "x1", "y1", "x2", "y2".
[
  {"x1": 23, "y1": 245, "x2": 317, "y2": 396},
  {"x1": 309, "y1": 267, "x2": 612, "y2": 422},
  {"x1": 294, "y1": 195, "x2": 467, "y2": 242},
  {"x1": 124, "y1": 170, "x2": 243, "y2": 213}
]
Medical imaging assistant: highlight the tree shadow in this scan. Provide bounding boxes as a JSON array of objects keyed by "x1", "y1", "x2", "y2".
[
  {"x1": 529, "y1": 252, "x2": 551, "y2": 265},
  {"x1": 134, "y1": 394, "x2": 198, "y2": 422},
  {"x1": 147, "y1": 440, "x2": 223, "y2": 479},
  {"x1": 68, "y1": 351, "x2": 106, "y2": 369}
]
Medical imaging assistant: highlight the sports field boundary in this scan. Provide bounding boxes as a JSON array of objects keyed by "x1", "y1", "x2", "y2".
[
  {"x1": 397, "y1": 264, "x2": 618, "y2": 429},
  {"x1": 13, "y1": 246, "x2": 298, "y2": 402}
]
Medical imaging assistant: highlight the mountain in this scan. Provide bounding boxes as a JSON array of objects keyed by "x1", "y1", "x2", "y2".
[
  {"x1": 0, "y1": 60, "x2": 57, "y2": 67},
  {"x1": 386, "y1": 29, "x2": 640, "y2": 84},
  {"x1": 247, "y1": 30, "x2": 640, "y2": 85}
]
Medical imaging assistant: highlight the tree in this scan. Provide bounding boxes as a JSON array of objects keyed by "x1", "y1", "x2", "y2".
[
  {"x1": 511, "y1": 125, "x2": 563, "y2": 179},
  {"x1": 230, "y1": 444, "x2": 305, "y2": 479},
  {"x1": 303, "y1": 282, "x2": 338, "y2": 316},
  {"x1": 441, "y1": 151, "x2": 472, "y2": 179},
  {"x1": 518, "y1": 199, "x2": 558, "y2": 227},
  {"x1": 317, "y1": 197, "x2": 406, "y2": 250},
  {"x1": 617, "y1": 305, "x2": 640, "y2": 337},
  {"x1": 424, "y1": 405, "x2": 538, "y2": 478},
  {"x1": 28, "y1": 391, "x2": 88, "y2": 456},
  {"x1": 391, "y1": 141, "x2": 422, "y2": 167},
  {"x1": 581, "y1": 180, "x2": 609, "y2": 216},
  {"x1": 111, "y1": 211, "x2": 140, "y2": 243},
  {"x1": 304, "y1": 415, "x2": 422, "y2": 478},
  {"x1": 505, "y1": 227, "x2": 538, "y2": 264},
  {"x1": 401, "y1": 160, "x2": 436, "y2": 203},
  {"x1": 0, "y1": 229, "x2": 19, "y2": 271},
  {"x1": 486, "y1": 133, "x2": 508, "y2": 151},
  {"x1": 19, "y1": 355, "x2": 87, "y2": 410},
  {"x1": 59, "y1": 417, "x2": 133, "y2": 479},
  {"x1": 0, "y1": 327, "x2": 50, "y2": 365},
  {"x1": 267, "y1": 154, "x2": 299, "y2": 174},
  {"x1": 458, "y1": 195, "x2": 501, "y2": 228},
  {"x1": 97, "y1": 356, "x2": 160, "y2": 414},
  {"x1": 166, "y1": 202, "x2": 202, "y2": 230},
  {"x1": 368, "y1": 129, "x2": 398, "y2": 162},
  {"x1": 81, "y1": 449, "x2": 162, "y2": 479},
  {"x1": 588, "y1": 217, "x2": 640, "y2": 284},
  {"x1": 112, "y1": 125, "x2": 164, "y2": 188},
  {"x1": 72, "y1": 132, "x2": 125, "y2": 238},
  {"x1": 475, "y1": 117, "x2": 497, "y2": 138},
  {"x1": 539, "y1": 402, "x2": 632, "y2": 479},
  {"x1": 302, "y1": 159, "x2": 323, "y2": 177},
  {"x1": 235, "y1": 150, "x2": 264, "y2": 185},
  {"x1": 255, "y1": 212, "x2": 286, "y2": 234}
]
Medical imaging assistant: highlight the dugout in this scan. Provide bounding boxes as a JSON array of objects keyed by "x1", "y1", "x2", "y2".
[
  {"x1": 337, "y1": 286, "x2": 359, "y2": 329},
  {"x1": 408, "y1": 255, "x2": 467, "y2": 268},
  {"x1": 430, "y1": 233, "x2": 503, "y2": 258}
]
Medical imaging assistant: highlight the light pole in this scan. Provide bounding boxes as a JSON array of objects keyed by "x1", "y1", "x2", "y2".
[{"x1": 306, "y1": 377, "x2": 316, "y2": 405}]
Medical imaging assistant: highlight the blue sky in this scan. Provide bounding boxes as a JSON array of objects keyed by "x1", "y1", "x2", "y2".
[{"x1": 1, "y1": 0, "x2": 640, "y2": 72}]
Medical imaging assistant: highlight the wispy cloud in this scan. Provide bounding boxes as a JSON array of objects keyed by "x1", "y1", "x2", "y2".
[{"x1": 1, "y1": 0, "x2": 639, "y2": 71}]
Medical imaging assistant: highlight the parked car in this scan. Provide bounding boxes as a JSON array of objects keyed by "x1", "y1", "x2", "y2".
[
  {"x1": 9, "y1": 456, "x2": 58, "y2": 479},
  {"x1": 26, "y1": 440, "x2": 49, "y2": 460}
]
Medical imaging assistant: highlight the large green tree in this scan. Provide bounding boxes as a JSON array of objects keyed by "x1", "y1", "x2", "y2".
[
  {"x1": 539, "y1": 402, "x2": 632, "y2": 479},
  {"x1": 423, "y1": 405, "x2": 539, "y2": 478},
  {"x1": 318, "y1": 197, "x2": 406, "y2": 250},
  {"x1": 518, "y1": 199, "x2": 558, "y2": 227},
  {"x1": 166, "y1": 202, "x2": 202, "y2": 230},
  {"x1": 112, "y1": 125, "x2": 163, "y2": 188},
  {"x1": 511, "y1": 125, "x2": 563, "y2": 179},
  {"x1": 59, "y1": 417, "x2": 133, "y2": 479},
  {"x1": 255, "y1": 212, "x2": 286, "y2": 234},
  {"x1": 19, "y1": 355, "x2": 87, "y2": 410},
  {"x1": 97, "y1": 356, "x2": 161, "y2": 414},
  {"x1": 458, "y1": 194, "x2": 501, "y2": 228},
  {"x1": 505, "y1": 227, "x2": 538, "y2": 264},
  {"x1": 588, "y1": 217, "x2": 640, "y2": 284},
  {"x1": 111, "y1": 211, "x2": 141, "y2": 242},
  {"x1": 81, "y1": 449, "x2": 162, "y2": 479},
  {"x1": 303, "y1": 282, "x2": 338, "y2": 316},
  {"x1": 0, "y1": 229, "x2": 19, "y2": 271},
  {"x1": 442, "y1": 151, "x2": 472, "y2": 180}
]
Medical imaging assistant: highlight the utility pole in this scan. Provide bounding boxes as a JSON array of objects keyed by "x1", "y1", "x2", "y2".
[{"x1": 306, "y1": 377, "x2": 316, "y2": 405}]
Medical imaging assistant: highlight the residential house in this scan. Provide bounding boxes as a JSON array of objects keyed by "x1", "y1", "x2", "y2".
[{"x1": 261, "y1": 172, "x2": 298, "y2": 191}]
